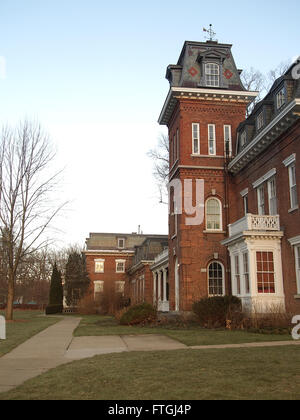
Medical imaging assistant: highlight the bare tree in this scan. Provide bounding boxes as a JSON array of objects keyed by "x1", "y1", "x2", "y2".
[
  {"x1": 147, "y1": 133, "x2": 169, "y2": 203},
  {"x1": 266, "y1": 60, "x2": 291, "y2": 91},
  {"x1": 240, "y1": 67, "x2": 265, "y2": 116},
  {"x1": 0, "y1": 120, "x2": 67, "y2": 320}
]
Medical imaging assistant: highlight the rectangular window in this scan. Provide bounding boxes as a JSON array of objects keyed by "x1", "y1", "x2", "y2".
[
  {"x1": 276, "y1": 88, "x2": 286, "y2": 110},
  {"x1": 244, "y1": 195, "x2": 249, "y2": 215},
  {"x1": 208, "y1": 124, "x2": 216, "y2": 155},
  {"x1": 116, "y1": 260, "x2": 125, "y2": 273},
  {"x1": 95, "y1": 260, "x2": 104, "y2": 273},
  {"x1": 243, "y1": 253, "x2": 250, "y2": 294},
  {"x1": 118, "y1": 238, "x2": 125, "y2": 249},
  {"x1": 296, "y1": 246, "x2": 300, "y2": 294},
  {"x1": 94, "y1": 280, "x2": 104, "y2": 295},
  {"x1": 240, "y1": 131, "x2": 247, "y2": 147},
  {"x1": 257, "y1": 186, "x2": 265, "y2": 215},
  {"x1": 173, "y1": 134, "x2": 176, "y2": 163},
  {"x1": 235, "y1": 255, "x2": 241, "y2": 295},
  {"x1": 224, "y1": 125, "x2": 232, "y2": 157},
  {"x1": 268, "y1": 178, "x2": 277, "y2": 215},
  {"x1": 256, "y1": 251, "x2": 275, "y2": 294},
  {"x1": 256, "y1": 112, "x2": 264, "y2": 131},
  {"x1": 288, "y1": 164, "x2": 298, "y2": 209},
  {"x1": 176, "y1": 128, "x2": 180, "y2": 161},
  {"x1": 115, "y1": 281, "x2": 125, "y2": 294},
  {"x1": 205, "y1": 63, "x2": 220, "y2": 87},
  {"x1": 192, "y1": 123, "x2": 200, "y2": 154}
]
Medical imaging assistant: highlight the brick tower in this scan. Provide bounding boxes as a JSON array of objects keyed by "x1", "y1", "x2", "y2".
[{"x1": 158, "y1": 39, "x2": 257, "y2": 311}]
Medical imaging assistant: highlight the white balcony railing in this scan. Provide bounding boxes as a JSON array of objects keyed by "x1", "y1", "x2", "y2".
[
  {"x1": 153, "y1": 248, "x2": 169, "y2": 265},
  {"x1": 228, "y1": 214, "x2": 280, "y2": 237}
]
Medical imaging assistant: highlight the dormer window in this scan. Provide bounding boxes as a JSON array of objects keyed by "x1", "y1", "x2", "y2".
[
  {"x1": 118, "y1": 238, "x2": 125, "y2": 249},
  {"x1": 205, "y1": 63, "x2": 220, "y2": 87},
  {"x1": 256, "y1": 112, "x2": 264, "y2": 131},
  {"x1": 240, "y1": 130, "x2": 247, "y2": 147},
  {"x1": 276, "y1": 87, "x2": 286, "y2": 110}
]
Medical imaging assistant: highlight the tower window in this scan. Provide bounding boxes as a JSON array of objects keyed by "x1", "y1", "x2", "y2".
[
  {"x1": 192, "y1": 123, "x2": 200, "y2": 155},
  {"x1": 208, "y1": 262, "x2": 224, "y2": 296},
  {"x1": 208, "y1": 124, "x2": 216, "y2": 155},
  {"x1": 206, "y1": 198, "x2": 222, "y2": 231},
  {"x1": 205, "y1": 63, "x2": 220, "y2": 87}
]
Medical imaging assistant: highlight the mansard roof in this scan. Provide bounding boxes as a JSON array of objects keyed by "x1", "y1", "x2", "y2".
[{"x1": 230, "y1": 60, "x2": 300, "y2": 174}]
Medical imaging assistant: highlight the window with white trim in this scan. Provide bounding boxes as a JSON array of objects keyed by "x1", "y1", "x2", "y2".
[
  {"x1": 268, "y1": 177, "x2": 277, "y2": 215},
  {"x1": 235, "y1": 255, "x2": 241, "y2": 295},
  {"x1": 94, "y1": 281, "x2": 104, "y2": 297},
  {"x1": 208, "y1": 124, "x2": 216, "y2": 155},
  {"x1": 240, "y1": 130, "x2": 247, "y2": 148},
  {"x1": 296, "y1": 246, "x2": 300, "y2": 294},
  {"x1": 118, "y1": 238, "x2": 125, "y2": 249},
  {"x1": 243, "y1": 252, "x2": 250, "y2": 295},
  {"x1": 116, "y1": 260, "x2": 126, "y2": 273},
  {"x1": 208, "y1": 262, "x2": 224, "y2": 296},
  {"x1": 192, "y1": 123, "x2": 200, "y2": 155},
  {"x1": 95, "y1": 260, "x2": 104, "y2": 273},
  {"x1": 256, "y1": 251, "x2": 275, "y2": 294},
  {"x1": 257, "y1": 185, "x2": 265, "y2": 215},
  {"x1": 205, "y1": 63, "x2": 220, "y2": 87},
  {"x1": 224, "y1": 125, "x2": 232, "y2": 157},
  {"x1": 256, "y1": 112, "x2": 264, "y2": 131},
  {"x1": 115, "y1": 281, "x2": 125, "y2": 294},
  {"x1": 206, "y1": 198, "x2": 222, "y2": 231},
  {"x1": 288, "y1": 163, "x2": 298, "y2": 209},
  {"x1": 276, "y1": 88, "x2": 286, "y2": 110}
]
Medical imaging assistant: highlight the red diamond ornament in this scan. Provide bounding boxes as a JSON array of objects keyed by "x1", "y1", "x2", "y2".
[
  {"x1": 224, "y1": 69, "x2": 233, "y2": 79},
  {"x1": 188, "y1": 67, "x2": 198, "y2": 77}
]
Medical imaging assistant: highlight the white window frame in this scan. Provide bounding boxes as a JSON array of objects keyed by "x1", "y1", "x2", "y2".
[
  {"x1": 296, "y1": 246, "x2": 300, "y2": 295},
  {"x1": 94, "y1": 259, "x2": 105, "y2": 273},
  {"x1": 235, "y1": 255, "x2": 241, "y2": 296},
  {"x1": 94, "y1": 280, "x2": 104, "y2": 297},
  {"x1": 243, "y1": 252, "x2": 250, "y2": 295},
  {"x1": 205, "y1": 62, "x2": 220, "y2": 87},
  {"x1": 208, "y1": 261, "x2": 225, "y2": 296},
  {"x1": 192, "y1": 123, "x2": 200, "y2": 155},
  {"x1": 288, "y1": 163, "x2": 298, "y2": 210},
  {"x1": 208, "y1": 124, "x2": 216, "y2": 156},
  {"x1": 224, "y1": 125, "x2": 232, "y2": 157},
  {"x1": 116, "y1": 259, "x2": 126, "y2": 273},
  {"x1": 276, "y1": 88, "x2": 286, "y2": 110},
  {"x1": 288, "y1": 236, "x2": 300, "y2": 295},
  {"x1": 268, "y1": 177, "x2": 277, "y2": 215},
  {"x1": 118, "y1": 238, "x2": 125, "y2": 249},
  {"x1": 256, "y1": 111, "x2": 264, "y2": 131},
  {"x1": 257, "y1": 185, "x2": 265, "y2": 215},
  {"x1": 205, "y1": 197, "x2": 222, "y2": 231}
]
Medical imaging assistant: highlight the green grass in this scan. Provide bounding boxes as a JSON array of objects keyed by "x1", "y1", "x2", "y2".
[
  {"x1": 0, "y1": 310, "x2": 60, "y2": 357},
  {"x1": 1, "y1": 346, "x2": 300, "y2": 400},
  {"x1": 74, "y1": 315, "x2": 293, "y2": 346}
]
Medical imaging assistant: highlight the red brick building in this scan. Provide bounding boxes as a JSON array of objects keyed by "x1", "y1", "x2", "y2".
[{"x1": 159, "y1": 39, "x2": 300, "y2": 314}]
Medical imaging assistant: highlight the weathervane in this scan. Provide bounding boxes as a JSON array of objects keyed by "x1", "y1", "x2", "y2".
[{"x1": 203, "y1": 24, "x2": 217, "y2": 42}]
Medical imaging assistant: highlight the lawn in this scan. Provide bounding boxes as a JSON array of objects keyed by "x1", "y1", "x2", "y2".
[
  {"x1": 0, "y1": 310, "x2": 60, "y2": 357},
  {"x1": 1, "y1": 346, "x2": 300, "y2": 400},
  {"x1": 74, "y1": 315, "x2": 293, "y2": 346}
]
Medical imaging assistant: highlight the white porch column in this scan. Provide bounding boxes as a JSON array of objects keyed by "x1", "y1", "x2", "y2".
[
  {"x1": 153, "y1": 272, "x2": 157, "y2": 305},
  {"x1": 158, "y1": 270, "x2": 162, "y2": 302}
]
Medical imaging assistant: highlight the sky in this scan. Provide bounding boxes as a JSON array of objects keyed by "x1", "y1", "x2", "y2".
[{"x1": 0, "y1": 0, "x2": 299, "y2": 249}]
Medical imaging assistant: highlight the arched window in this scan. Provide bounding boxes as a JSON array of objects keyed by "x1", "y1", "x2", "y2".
[
  {"x1": 208, "y1": 262, "x2": 224, "y2": 296},
  {"x1": 205, "y1": 63, "x2": 220, "y2": 87},
  {"x1": 206, "y1": 198, "x2": 222, "y2": 231}
]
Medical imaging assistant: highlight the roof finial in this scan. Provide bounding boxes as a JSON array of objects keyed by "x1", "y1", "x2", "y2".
[{"x1": 203, "y1": 24, "x2": 217, "y2": 42}]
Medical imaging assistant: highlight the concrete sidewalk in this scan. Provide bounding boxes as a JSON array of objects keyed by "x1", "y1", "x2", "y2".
[{"x1": 0, "y1": 316, "x2": 81, "y2": 393}]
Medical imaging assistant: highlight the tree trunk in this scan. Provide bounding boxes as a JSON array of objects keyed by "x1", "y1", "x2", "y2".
[{"x1": 6, "y1": 269, "x2": 14, "y2": 321}]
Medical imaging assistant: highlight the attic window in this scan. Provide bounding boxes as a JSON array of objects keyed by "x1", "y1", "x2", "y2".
[
  {"x1": 205, "y1": 63, "x2": 220, "y2": 87},
  {"x1": 276, "y1": 88, "x2": 286, "y2": 110},
  {"x1": 240, "y1": 131, "x2": 247, "y2": 147},
  {"x1": 118, "y1": 238, "x2": 125, "y2": 249},
  {"x1": 256, "y1": 112, "x2": 264, "y2": 131}
]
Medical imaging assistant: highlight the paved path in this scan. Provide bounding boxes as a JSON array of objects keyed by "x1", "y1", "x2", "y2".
[{"x1": 1, "y1": 316, "x2": 300, "y2": 394}]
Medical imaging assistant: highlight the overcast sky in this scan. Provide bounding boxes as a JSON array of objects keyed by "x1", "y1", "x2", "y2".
[{"x1": 0, "y1": 0, "x2": 299, "y2": 249}]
